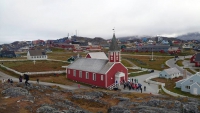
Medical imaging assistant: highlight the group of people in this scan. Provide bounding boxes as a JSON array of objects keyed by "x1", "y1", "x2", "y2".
[
  {"x1": 1, "y1": 74, "x2": 40, "y2": 86},
  {"x1": 1, "y1": 78, "x2": 14, "y2": 85},
  {"x1": 123, "y1": 78, "x2": 146, "y2": 93}
]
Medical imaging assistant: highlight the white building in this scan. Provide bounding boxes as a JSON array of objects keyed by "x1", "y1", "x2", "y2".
[
  {"x1": 159, "y1": 67, "x2": 182, "y2": 79},
  {"x1": 27, "y1": 50, "x2": 47, "y2": 60}
]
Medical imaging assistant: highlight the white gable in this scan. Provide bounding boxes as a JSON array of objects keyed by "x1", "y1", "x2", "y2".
[
  {"x1": 164, "y1": 67, "x2": 180, "y2": 75},
  {"x1": 87, "y1": 52, "x2": 108, "y2": 60}
]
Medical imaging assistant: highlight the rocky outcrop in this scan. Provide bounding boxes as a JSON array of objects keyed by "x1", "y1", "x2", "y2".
[{"x1": 1, "y1": 87, "x2": 29, "y2": 97}]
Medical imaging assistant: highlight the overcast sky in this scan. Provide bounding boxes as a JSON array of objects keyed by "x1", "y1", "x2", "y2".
[{"x1": 1, "y1": 0, "x2": 200, "y2": 44}]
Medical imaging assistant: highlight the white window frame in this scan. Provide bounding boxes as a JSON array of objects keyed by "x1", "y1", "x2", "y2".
[
  {"x1": 111, "y1": 56, "x2": 113, "y2": 60},
  {"x1": 73, "y1": 70, "x2": 76, "y2": 77},
  {"x1": 68, "y1": 69, "x2": 70, "y2": 74},
  {"x1": 93, "y1": 73, "x2": 96, "y2": 81},
  {"x1": 79, "y1": 71, "x2": 82, "y2": 78},
  {"x1": 101, "y1": 75, "x2": 103, "y2": 81},
  {"x1": 86, "y1": 72, "x2": 89, "y2": 79}
]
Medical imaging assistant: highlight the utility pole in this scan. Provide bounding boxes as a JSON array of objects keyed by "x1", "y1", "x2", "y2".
[{"x1": 151, "y1": 48, "x2": 154, "y2": 61}]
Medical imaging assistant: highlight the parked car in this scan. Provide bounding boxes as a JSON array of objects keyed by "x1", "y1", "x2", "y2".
[{"x1": 148, "y1": 69, "x2": 154, "y2": 73}]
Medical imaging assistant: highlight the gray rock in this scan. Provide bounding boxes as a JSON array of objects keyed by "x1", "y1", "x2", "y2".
[
  {"x1": 84, "y1": 91, "x2": 103, "y2": 98},
  {"x1": 1, "y1": 87, "x2": 29, "y2": 97},
  {"x1": 108, "y1": 106, "x2": 130, "y2": 113},
  {"x1": 36, "y1": 105, "x2": 57, "y2": 113},
  {"x1": 183, "y1": 102, "x2": 199, "y2": 113},
  {"x1": 114, "y1": 97, "x2": 130, "y2": 101},
  {"x1": 146, "y1": 99, "x2": 160, "y2": 107}
]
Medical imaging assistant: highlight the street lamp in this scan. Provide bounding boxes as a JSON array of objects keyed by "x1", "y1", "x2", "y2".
[{"x1": 151, "y1": 48, "x2": 154, "y2": 61}]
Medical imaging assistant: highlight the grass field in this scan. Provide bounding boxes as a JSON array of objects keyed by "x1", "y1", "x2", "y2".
[
  {"x1": 184, "y1": 68, "x2": 196, "y2": 74},
  {"x1": 176, "y1": 60, "x2": 184, "y2": 66},
  {"x1": 129, "y1": 71, "x2": 150, "y2": 77},
  {"x1": 122, "y1": 55, "x2": 171, "y2": 70},
  {"x1": 121, "y1": 59, "x2": 133, "y2": 67},
  {"x1": 152, "y1": 77, "x2": 200, "y2": 99},
  {"x1": 2, "y1": 60, "x2": 68, "y2": 72},
  {"x1": 128, "y1": 69, "x2": 142, "y2": 73}
]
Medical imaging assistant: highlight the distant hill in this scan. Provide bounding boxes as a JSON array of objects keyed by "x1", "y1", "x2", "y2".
[{"x1": 176, "y1": 32, "x2": 200, "y2": 40}]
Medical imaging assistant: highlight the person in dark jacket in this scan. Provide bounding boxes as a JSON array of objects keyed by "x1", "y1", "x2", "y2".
[{"x1": 24, "y1": 74, "x2": 30, "y2": 86}]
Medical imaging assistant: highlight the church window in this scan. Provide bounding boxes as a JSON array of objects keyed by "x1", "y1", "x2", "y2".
[
  {"x1": 86, "y1": 72, "x2": 89, "y2": 79},
  {"x1": 93, "y1": 73, "x2": 96, "y2": 81},
  {"x1": 79, "y1": 71, "x2": 82, "y2": 78},
  {"x1": 101, "y1": 75, "x2": 103, "y2": 81},
  {"x1": 73, "y1": 70, "x2": 76, "y2": 77}
]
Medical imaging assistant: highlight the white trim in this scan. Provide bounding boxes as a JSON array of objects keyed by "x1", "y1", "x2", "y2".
[
  {"x1": 79, "y1": 71, "x2": 82, "y2": 78},
  {"x1": 105, "y1": 62, "x2": 128, "y2": 74},
  {"x1": 73, "y1": 70, "x2": 76, "y2": 77},
  {"x1": 105, "y1": 74, "x2": 107, "y2": 87},
  {"x1": 93, "y1": 73, "x2": 96, "y2": 81},
  {"x1": 190, "y1": 82, "x2": 200, "y2": 87},
  {"x1": 68, "y1": 69, "x2": 70, "y2": 74},
  {"x1": 86, "y1": 72, "x2": 89, "y2": 79},
  {"x1": 101, "y1": 75, "x2": 103, "y2": 81}
]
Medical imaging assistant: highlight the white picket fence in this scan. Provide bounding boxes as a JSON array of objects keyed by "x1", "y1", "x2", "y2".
[{"x1": 145, "y1": 74, "x2": 187, "y2": 97}]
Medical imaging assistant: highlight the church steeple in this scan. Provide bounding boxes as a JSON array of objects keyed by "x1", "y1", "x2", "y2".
[
  {"x1": 108, "y1": 32, "x2": 120, "y2": 62},
  {"x1": 109, "y1": 33, "x2": 120, "y2": 51}
]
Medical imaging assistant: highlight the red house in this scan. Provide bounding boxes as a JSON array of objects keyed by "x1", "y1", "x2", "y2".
[
  {"x1": 190, "y1": 53, "x2": 200, "y2": 67},
  {"x1": 66, "y1": 33, "x2": 128, "y2": 89},
  {"x1": 190, "y1": 54, "x2": 196, "y2": 63}
]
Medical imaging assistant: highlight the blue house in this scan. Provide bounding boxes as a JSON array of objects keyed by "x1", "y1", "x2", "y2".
[
  {"x1": 159, "y1": 67, "x2": 182, "y2": 79},
  {"x1": 176, "y1": 72, "x2": 200, "y2": 95},
  {"x1": 161, "y1": 40, "x2": 169, "y2": 45}
]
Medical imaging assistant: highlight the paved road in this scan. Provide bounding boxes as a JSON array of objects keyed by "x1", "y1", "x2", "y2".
[
  {"x1": 119, "y1": 58, "x2": 160, "y2": 94},
  {"x1": 120, "y1": 70, "x2": 160, "y2": 94},
  {"x1": 166, "y1": 56, "x2": 192, "y2": 77}
]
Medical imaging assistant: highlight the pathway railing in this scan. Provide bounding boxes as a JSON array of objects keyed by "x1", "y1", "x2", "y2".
[{"x1": 145, "y1": 74, "x2": 187, "y2": 97}]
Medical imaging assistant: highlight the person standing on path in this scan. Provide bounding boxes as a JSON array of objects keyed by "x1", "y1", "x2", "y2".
[
  {"x1": 19, "y1": 75, "x2": 22, "y2": 82},
  {"x1": 37, "y1": 79, "x2": 39, "y2": 84},
  {"x1": 144, "y1": 86, "x2": 146, "y2": 91},
  {"x1": 140, "y1": 87, "x2": 142, "y2": 93},
  {"x1": 24, "y1": 74, "x2": 30, "y2": 86}
]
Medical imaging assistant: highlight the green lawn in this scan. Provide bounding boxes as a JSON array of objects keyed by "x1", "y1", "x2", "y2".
[
  {"x1": 152, "y1": 77, "x2": 200, "y2": 99},
  {"x1": 184, "y1": 68, "x2": 196, "y2": 74},
  {"x1": 176, "y1": 60, "x2": 184, "y2": 66},
  {"x1": 129, "y1": 71, "x2": 150, "y2": 77},
  {"x1": 128, "y1": 69, "x2": 141, "y2": 73},
  {"x1": 122, "y1": 55, "x2": 171, "y2": 71},
  {"x1": 121, "y1": 59, "x2": 133, "y2": 67}
]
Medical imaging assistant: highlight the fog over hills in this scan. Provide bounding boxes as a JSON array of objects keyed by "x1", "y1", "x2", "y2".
[{"x1": 176, "y1": 32, "x2": 200, "y2": 40}]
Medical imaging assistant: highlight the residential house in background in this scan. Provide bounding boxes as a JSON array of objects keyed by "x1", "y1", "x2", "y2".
[
  {"x1": 195, "y1": 53, "x2": 200, "y2": 67},
  {"x1": 136, "y1": 45, "x2": 170, "y2": 53},
  {"x1": 168, "y1": 46, "x2": 181, "y2": 54},
  {"x1": 159, "y1": 67, "x2": 182, "y2": 79},
  {"x1": 176, "y1": 72, "x2": 200, "y2": 95},
  {"x1": 161, "y1": 40, "x2": 169, "y2": 45},
  {"x1": 0, "y1": 50, "x2": 16, "y2": 58},
  {"x1": 190, "y1": 53, "x2": 200, "y2": 67},
  {"x1": 27, "y1": 49, "x2": 47, "y2": 60},
  {"x1": 67, "y1": 33, "x2": 128, "y2": 89}
]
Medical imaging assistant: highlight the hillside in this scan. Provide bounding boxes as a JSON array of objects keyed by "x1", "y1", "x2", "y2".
[
  {"x1": 176, "y1": 32, "x2": 200, "y2": 40},
  {"x1": 0, "y1": 82, "x2": 200, "y2": 113}
]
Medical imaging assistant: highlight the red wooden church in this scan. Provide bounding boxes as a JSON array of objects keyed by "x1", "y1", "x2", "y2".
[{"x1": 66, "y1": 33, "x2": 128, "y2": 89}]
